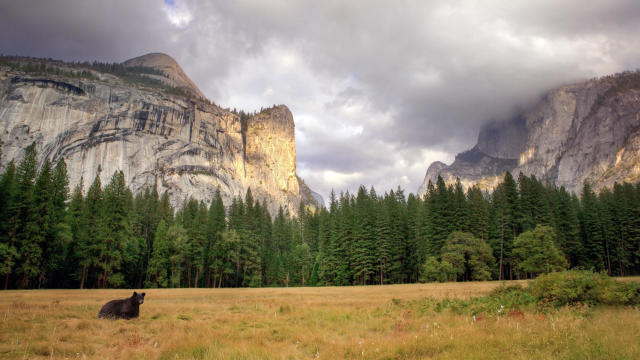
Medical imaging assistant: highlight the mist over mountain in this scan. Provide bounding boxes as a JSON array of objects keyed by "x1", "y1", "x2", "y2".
[{"x1": 419, "y1": 70, "x2": 640, "y2": 196}]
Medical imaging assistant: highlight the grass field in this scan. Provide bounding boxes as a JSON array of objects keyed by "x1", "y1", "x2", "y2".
[{"x1": 1, "y1": 280, "x2": 640, "y2": 359}]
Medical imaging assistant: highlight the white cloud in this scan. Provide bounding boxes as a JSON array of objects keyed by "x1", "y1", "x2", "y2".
[
  {"x1": 163, "y1": 0, "x2": 193, "y2": 28},
  {"x1": 2, "y1": 0, "x2": 639, "y2": 201}
]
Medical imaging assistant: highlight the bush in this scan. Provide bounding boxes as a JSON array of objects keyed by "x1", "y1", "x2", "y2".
[
  {"x1": 513, "y1": 226, "x2": 568, "y2": 277},
  {"x1": 419, "y1": 257, "x2": 455, "y2": 283},
  {"x1": 529, "y1": 270, "x2": 640, "y2": 307},
  {"x1": 408, "y1": 271, "x2": 639, "y2": 317}
]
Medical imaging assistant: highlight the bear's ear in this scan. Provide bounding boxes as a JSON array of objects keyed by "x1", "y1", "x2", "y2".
[
  {"x1": 141, "y1": 292, "x2": 146, "y2": 297},
  {"x1": 133, "y1": 291, "x2": 138, "y2": 296}
]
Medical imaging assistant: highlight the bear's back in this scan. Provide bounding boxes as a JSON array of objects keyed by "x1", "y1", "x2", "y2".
[
  {"x1": 98, "y1": 293, "x2": 144, "y2": 320},
  {"x1": 98, "y1": 299, "x2": 136, "y2": 319}
]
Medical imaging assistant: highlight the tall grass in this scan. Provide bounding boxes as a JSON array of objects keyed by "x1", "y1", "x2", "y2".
[{"x1": 1, "y1": 279, "x2": 639, "y2": 359}]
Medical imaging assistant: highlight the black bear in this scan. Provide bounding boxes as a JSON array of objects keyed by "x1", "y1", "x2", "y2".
[{"x1": 98, "y1": 291, "x2": 145, "y2": 319}]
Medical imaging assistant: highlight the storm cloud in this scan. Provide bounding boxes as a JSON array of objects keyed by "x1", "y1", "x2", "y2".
[{"x1": 2, "y1": 0, "x2": 639, "y2": 200}]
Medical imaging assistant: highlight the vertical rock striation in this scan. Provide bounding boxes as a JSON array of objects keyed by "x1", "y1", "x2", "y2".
[{"x1": 0, "y1": 54, "x2": 320, "y2": 213}]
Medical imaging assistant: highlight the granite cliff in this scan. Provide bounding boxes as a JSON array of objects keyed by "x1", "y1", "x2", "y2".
[
  {"x1": 0, "y1": 54, "x2": 321, "y2": 213},
  {"x1": 419, "y1": 70, "x2": 640, "y2": 196}
]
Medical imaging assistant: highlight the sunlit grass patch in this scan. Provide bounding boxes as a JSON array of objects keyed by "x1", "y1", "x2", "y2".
[{"x1": 0, "y1": 279, "x2": 639, "y2": 359}]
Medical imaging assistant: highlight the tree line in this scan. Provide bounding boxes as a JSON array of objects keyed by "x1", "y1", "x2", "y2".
[
  {"x1": 0, "y1": 56, "x2": 195, "y2": 100},
  {"x1": 1, "y1": 145, "x2": 639, "y2": 289}
]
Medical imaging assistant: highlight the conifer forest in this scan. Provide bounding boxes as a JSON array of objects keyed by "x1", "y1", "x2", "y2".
[{"x1": 1, "y1": 144, "x2": 639, "y2": 290}]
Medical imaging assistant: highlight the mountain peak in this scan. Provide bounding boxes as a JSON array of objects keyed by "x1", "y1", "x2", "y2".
[
  {"x1": 417, "y1": 70, "x2": 640, "y2": 195},
  {"x1": 122, "y1": 52, "x2": 205, "y2": 100}
]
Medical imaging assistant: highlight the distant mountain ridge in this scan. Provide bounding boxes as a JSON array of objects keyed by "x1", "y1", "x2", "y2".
[
  {"x1": 0, "y1": 53, "x2": 322, "y2": 213},
  {"x1": 419, "y1": 70, "x2": 640, "y2": 196}
]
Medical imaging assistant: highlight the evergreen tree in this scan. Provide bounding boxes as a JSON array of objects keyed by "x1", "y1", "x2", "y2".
[
  {"x1": 98, "y1": 171, "x2": 133, "y2": 288},
  {"x1": 426, "y1": 176, "x2": 454, "y2": 256},
  {"x1": 157, "y1": 191, "x2": 174, "y2": 225},
  {"x1": 466, "y1": 185, "x2": 489, "y2": 241},
  {"x1": 451, "y1": 178, "x2": 469, "y2": 232},
  {"x1": 68, "y1": 179, "x2": 89, "y2": 288},
  {"x1": 84, "y1": 173, "x2": 105, "y2": 288},
  {"x1": 0, "y1": 161, "x2": 18, "y2": 289},
  {"x1": 491, "y1": 171, "x2": 520, "y2": 280},
  {"x1": 167, "y1": 223, "x2": 189, "y2": 287},
  {"x1": 548, "y1": 185, "x2": 582, "y2": 268},
  {"x1": 206, "y1": 188, "x2": 226, "y2": 287},
  {"x1": 46, "y1": 158, "x2": 71, "y2": 287},
  {"x1": 292, "y1": 242, "x2": 312, "y2": 285},
  {"x1": 518, "y1": 173, "x2": 552, "y2": 230},
  {"x1": 352, "y1": 186, "x2": 375, "y2": 285},
  {"x1": 32, "y1": 159, "x2": 55, "y2": 288},
  {"x1": 146, "y1": 219, "x2": 170, "y2": 288},
  {"x1": 404, "y1": 193, "x2": 421, "y2": 282},
  {"x1": 579, "y1": 182, "x2": 606, "y2": 272},
  {"x1": 15, "y1": 143, "x2": 39, "y2": 288},
  {"x1": 131, "y1": 187, "x2": 159, "y2": 288},
  {"x1": 611, "y1": 183, "x2": 640, "y2": 275}
]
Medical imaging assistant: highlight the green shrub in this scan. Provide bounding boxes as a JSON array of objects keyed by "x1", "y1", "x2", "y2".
[
  {"x1": 408, "y1": 271, "x2": 639, "y2": 317},
  {"x1": 529, "y1": 270, "x2": 640, "y2": 307}
]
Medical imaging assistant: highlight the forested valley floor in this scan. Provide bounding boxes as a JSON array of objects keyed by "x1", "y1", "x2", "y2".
[{"x1": 1, "y1": 143, "x2": 640, "y2": 290}]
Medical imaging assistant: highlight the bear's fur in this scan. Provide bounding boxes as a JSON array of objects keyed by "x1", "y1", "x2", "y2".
[{"x1": 98, "y1": 291, "x2": 145, "y2": 319}]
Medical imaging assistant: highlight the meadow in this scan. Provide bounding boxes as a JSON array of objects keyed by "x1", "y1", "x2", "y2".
[{"x1": 1, "y1": 280, "x2": 640, "y2": 359}]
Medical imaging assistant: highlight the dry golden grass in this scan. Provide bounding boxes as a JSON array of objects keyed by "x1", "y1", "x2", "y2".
[{"x1": 1, "y1": 279, "x2": 639, "y2": 359}]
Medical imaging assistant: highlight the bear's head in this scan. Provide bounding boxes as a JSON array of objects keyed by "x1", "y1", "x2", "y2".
[{"x1": 132, "y1": 291, "x2": 146, "y2": 304}]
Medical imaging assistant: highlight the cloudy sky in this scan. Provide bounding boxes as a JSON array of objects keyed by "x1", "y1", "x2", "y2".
[{"x1": 2, "y1": 0, "x2": 640, "y2": 200}]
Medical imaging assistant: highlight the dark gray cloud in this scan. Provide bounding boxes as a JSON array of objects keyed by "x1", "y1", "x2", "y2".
[{"x1": 2, "y1": 0, "x2": 639, "y2": 199}]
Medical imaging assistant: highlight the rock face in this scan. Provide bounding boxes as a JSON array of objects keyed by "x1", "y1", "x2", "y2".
[
  {"x1": 122, "y1": 52, "x2": 206, "y2": 100},
  {"x1": 419, "y1": 70, "x2": 640, "y2": 196},
  {"x1": 0, "y1": 54, "x2": 320, "y2": 214}
]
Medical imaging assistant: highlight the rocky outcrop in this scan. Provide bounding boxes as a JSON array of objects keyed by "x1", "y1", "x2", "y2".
[
  {"x1": 122, "y1": 52, "x2": 206, "y2": 100},
  {"x1": 0, "y1": 54, "x2": 318, "y2": 214},
  {"x1": 419, "y1": 70, "x2": 640, "y2": 196}
]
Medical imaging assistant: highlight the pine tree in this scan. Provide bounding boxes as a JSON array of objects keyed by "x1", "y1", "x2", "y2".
[
  {"x1": 334, "y1": 192, "x2": 354, "y2": 285},
  {"x1": 167, "y1": 223, "x2": 189, "y2": 287},
  {"x1": 98, "y1": 171, "x2": 133, "y2": 288},
  {"x1": 132, "y1": 186, "x2": 159, "y2": 288},
  {"x1": 15, "y1": 143, "x2": 39, "y2": 288},
  {"x1": 519, "y1": 174, "x2": 552, "y2": 230},
  {"x1": 351, "y1": 186, "x2": 375, "y2": 285},
  {"x1": 388, "y1": 188, "x2": 407, "y2": 283},
  {"x1": 548, "y1": 185, "x2": 582, "y2": 268},
  {"x1": 319, "y1": 190, "x2": 341, "y2": 285},
  {"x1": 466, "y1": 185, "x2": 489, "y2": 241},
  {"x1": 0, "y1": 161, "x2": 18, "y2": 289},
  {"x1": 426, "y1": 176, "x2": 454, "y2": 256},
  {"x1": 68, "y1": 179, "x2": 89, "y2": 288},
  {"x1": 292, "y1": 242, "x2": 312, "y2": 285},
  {"x1": 491, "y1": 171, "x2": 520, "y2": 280},
  {"x1": 146, "y1": 219, "x2": 170, "y2": 288},
  {"x1": 32, "y1": 159, "x2": 55, "y2": 288},
  {"x1": 579, "y1": 182, "x2": 606, "y2": 272},
  {"x1": 84, "y1": 172, "x2": 105, "y2": 288},
  {"x1": 157, "y1": 191, "x2": 174, "y2": 225},
  {"x1": 46, "y1": 158, "x2": 71, "y2": 287},
  {"x1": 376, "y1": 191, "x2": 393, "y2": 284},
  {"x1": 451, "y1": 178, "x2": 469, "y2": 232},
  {"x1": 206, "y1": 188, "x2": 226, "y2": 287},
  {"x1": 404, "y1": 193, "x2": 421, "y2": 282},
  {"x1": 611, "y1": 183, "x2": 640, "y2": 275}
]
